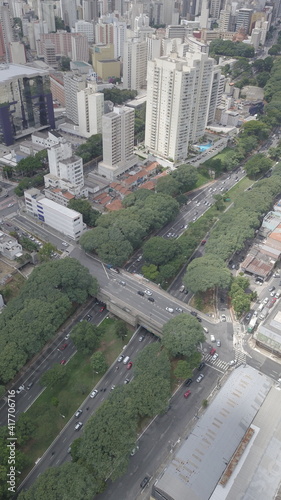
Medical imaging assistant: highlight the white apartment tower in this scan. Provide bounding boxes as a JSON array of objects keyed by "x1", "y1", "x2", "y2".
[
  {"x1": 74, "y1": 20, "x2": 95, "y2": 43},
  {"x1": 98, "y1": 106, "x2": 137, "y2": 180},
  {"x1": 145, "y1": 52, "x2": 215, "y2": 163},
  {"x1": 77, "y1": 83, "x2": 104, "y2": 137},
  {"x1": 63, "y1": 72, "x2": 87, "y2": 124},
  {"x1": 113, "y1": 20, "x2": 127, "y2": 59},
  {"x1": 47, "y1": 141, "x2": 84, "y2": 188},
  {"x1": 123, "y1": 38, "x2": 147, "y2": 91}
]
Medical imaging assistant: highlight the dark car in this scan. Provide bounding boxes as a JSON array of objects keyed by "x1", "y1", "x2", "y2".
[
  {"x1": 198, "y1": 362, "x2": 206, "y2": 371},
  {"x1": 26, "y1": 382, "x2": 34, "y2": 390},
  {"x1": 196, "y1": 317, "x2": 202, "y2": 322},
  {"x1": 137, "y1": 290, "x2": 144, "y2": 296},
  {"x1": 184, "y1": 378, "x2": 192, "y2": 386},
  {"x1": 190, "y1": 311, "x2": 197, "y2": 317},
  {"x1": 148, "y1": 297, "x2": 155, "y2": 302},
  {"x1": 140, "y1": 477, "x2": 150, "y2": 489}
]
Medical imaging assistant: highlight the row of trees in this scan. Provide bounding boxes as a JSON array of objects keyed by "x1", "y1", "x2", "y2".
[
  {"x1": 0, "y1": 259, "x2": 98, "y2": 386},
  {"x1": 263, "y1": 57, "x2": 281, "y2": 127},
  {"x1": 182, "y1": 165, "x2": 281, "y2": 314},
  {"x1": 156, "y1": 164, "x2": 198, "y2": 198},
  {"x1": 210, "y1": 39, "x2": 255, "y2": 59},
  {"x1": 19, "y1": 315, "x2": 205, "y2": 499},
  {"x1": 76, "y1": 134, "x2": 102, "y2": 164},
  {"x1": 80, "y1": 189, "x2": 180, "y2": 266}
]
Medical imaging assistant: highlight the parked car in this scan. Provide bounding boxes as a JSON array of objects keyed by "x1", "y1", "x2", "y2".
[
  {"x1": 269, "y1": 286, "x2": 275, "y2": 292},
  {"x1": 198, "y1": 362, "x2": 206, "y2": 371},
  {"x1": 184, "y1": 378, "x2": 192, "y2": 386},
  {"x1": 196, "y1": 374, "x2": 204, "y2": 383},
  {"x1": 179, "y1": 285, "x2": 185, "y2": 292},
  {"x1": 184, "y1": 390, "x2": 191, "y2": 399}
]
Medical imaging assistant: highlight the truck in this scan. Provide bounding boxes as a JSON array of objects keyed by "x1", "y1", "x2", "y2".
[{"x1": 247, "y1": 316, "x2": 258, "y2": 333}]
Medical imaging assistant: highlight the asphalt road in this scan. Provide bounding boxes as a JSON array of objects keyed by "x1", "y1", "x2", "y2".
[{"x1": 18, "y1": 329, "x2": 156, "y2": 493}]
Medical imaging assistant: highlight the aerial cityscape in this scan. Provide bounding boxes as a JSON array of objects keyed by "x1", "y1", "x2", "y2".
[{"x1": 0, "y1": 0, "x2": 281, "y2": 498}]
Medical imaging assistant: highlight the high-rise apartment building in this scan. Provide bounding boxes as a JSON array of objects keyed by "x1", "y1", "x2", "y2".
[
  {"x1": 39, "y1": 1, "x2": 56, "y2": 33},
  {"x1": 0, "y1": 3, "x2": 14, "y2": 62},
  {"x1": 63, "y1": 72, "x2": 87, "y2": 124},
  {"x1": 123, "y1": 38, "x2": 147, "y2": 90},
  {"x1": 60, "y1": 0, "x2": 77, "y2": 28},
  {"x1": 46, "y1": 140, "x2": 84, "y2": 188},
  {"x1": 145, "y1": 52, "x2": 215, "y2": 163},
  {"x1": 71, "y1": 33, "x2": 89, "y2": 61},
  {"x1": 209, "y1": 0, "x2": 222, "y2": 19},
  {"x1": 207, "y1": 68, "x2": 224, "y2": 124},
  {"x1": 95, "y1": 21, "x2": 114, "y2": 44},
  {"x1": 98, "y1": 106, "x2": 137, "y2": 180},
  {"x1": 82, "y1": 0, "x2": 99, "y2": 22},
  {"x1": 77, "y1": 83, "x2": 104, "y2": 137},
  {"x1": 74, "y1": 20, "x2": 95, "y2": 43},
  {"x1": 113, "y1": 20, "x2": 127, "y2": 59}
]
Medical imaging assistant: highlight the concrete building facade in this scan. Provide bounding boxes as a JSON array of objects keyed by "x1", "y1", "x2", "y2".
[
  {"x1": 98, "y1": 106, "x2": 137, "y2": 180},
  {"x1": 77, "y1": 83, "x2": 104, "y2": 137},
  {"x1": 63, "y1": 72, "x2": 87, "y2": 124},
  {"x1": 123, "y1": 38, "x2": 147, "y2": 90}
]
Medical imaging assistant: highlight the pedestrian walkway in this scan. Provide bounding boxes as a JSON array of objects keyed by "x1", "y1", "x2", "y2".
[{"x1": 205, "y1": 354, "x2": 229, "y2": 371}]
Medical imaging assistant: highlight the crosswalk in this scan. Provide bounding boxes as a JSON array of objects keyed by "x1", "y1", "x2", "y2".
[
  {"x1": 204, "y1": 354, "x2": 229, "y2": 371},
  {"x1": 234, "y1": 347, "x2": 247, "y2": 365}
]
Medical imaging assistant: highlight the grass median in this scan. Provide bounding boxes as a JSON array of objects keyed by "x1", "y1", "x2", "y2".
[{"x1": 21, "y1": 317, "x2": 134, "y2": 474}]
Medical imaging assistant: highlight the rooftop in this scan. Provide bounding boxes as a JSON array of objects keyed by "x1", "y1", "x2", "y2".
[
  {"x1": 38, "y1": 197, "x2": 82, "y2": 219},
  {"x1": 0, "y1": 63, "x2": 49, "y2": 83},
  {"x1": 152, "y1": 365, "x2": 272, "y2": 500}
]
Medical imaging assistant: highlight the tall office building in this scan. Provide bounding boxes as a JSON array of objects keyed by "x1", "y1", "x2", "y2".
[
  {"x1": 60, "y1": 0, "x2": 77, "y2": 28},
  {"x1": 98, "y1": 106, "x2": 137, "y2": 180},
  {"x1": 207, "y1": 68, "x2": 224, "y2": 124},
  {"x1": 0, "y1": 3, "x2": 14, "y2": 62},
  {"x1": 123, "y1": 38, "x2": 147, "y2": 90},
  {"x1": 39, "y1": 1, "x2": 56, "y2": 33},
  {"x1": 145, "y1": 52, "x2": 215, "y2": 163},
  {"x1": 236, "y1": 8, "x2": 253, "y2": 34},
  {"x1": 77, "y1": 83, "x2": 104, "y2": 137},
  {"x1": 82, "y1": 0, "x2": 99, "y2": 22},
  {"x1": 71, "y1": 33, "x2": 89, "y2": 61},
  {"x1": 63, "y1": 72, "x2": 87, "y2": 124},
  {"x1": 209, "y1": 0, "x2": 221, "y2": 19},
  {"x1": 0, "y1": 64, "x2": 55, "y2": 145}
]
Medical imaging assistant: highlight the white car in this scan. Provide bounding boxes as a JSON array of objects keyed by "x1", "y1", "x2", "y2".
[
  {"x1": 7, "y1": 203, "x2": 14, "y2": 208},
  {"x1": 212, "y1": 353, "x2": 219, "y2": 361},
  {"x1": 144, "y1": 290, "x2": 152, "y2": 296},
  {"x1": 62, "y1": 242, "x2": 69, "y2": 247},
  {"x1": 64, "y1": 333, "x2": 70, "y2": 340},
  {"x1": 166, "y1": 307, "x2": 174, "y2": 313},
  {"x1": 196, "y1": 374, "x2": 204, "y2": 383},
  {"x1": 75, "y1": 409, "x2": 83, "y2": 418},
  {"x1": 221, "y1": 314, "x2": 226, "y2": 322},
  {"x1": 16, "y1": 385, "x2": 25, "y2": 394},
  {"x1": 175, "y1": 307, "x2": 183, "y2": 312},
  {"x1": 263, "y1": 297, "x2": 269, "y2": 304},
  {"x1": 75, "y1": 421, "x2": 83, "y2": 431},
  {"x1": 229, "y1": 360, "x2": 237, "y2": 366},
  {"x1": 90, "y1": 389, "x2": 98, "y2": 398}
]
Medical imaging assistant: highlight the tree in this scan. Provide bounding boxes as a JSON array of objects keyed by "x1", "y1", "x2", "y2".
[
  {"x1": 76, "y1": 134, "x2": 102, "y2": 164},
  {"x1": 183, "y1": 255, "x2": 232, "y2": 294},
  {"x1": 240, "y1": 121, "x2": 270, "y2": 141},
  {"x1": 16, "y1": 414, "x2": 36, "y2": 445},
  {"x1": 68, "y1": 199, "x2": 100, "y2": 227},
  {"x1": 256, "y1": 72, "x2": 270, "y2": 88},
  {"x1": 101, "y1": 88, "x2": 137, "y2": 104},
  {"x1": 76, "y1": 389, "x2": 137, "y2": 481},
  {"x1": 156, "y1": 175, "x2": 180, "y2": 197},
  {"x1": 40, "y1": 364, "x2": 67, "y2": 387},
  {"x1": 132, "y1": 343, "x2": 171, "y2": 417},
  {"x1": 59, "y1": 56, "x2": 71, "y2": 71},
  {"x1": 141, "y1": 264, "x2": 159, "y2": 281},
  {"x1": 71, "y1": 321, "x2": 101, "y2": 355},
  {"x1": 172, "y1": 164, "x2": 198, "y2": 193},
  {"x1": 91, "y1": 351, "x2": 108, "y2": 374},
  {"x1": 162, "y1": 314, "x2": 205, "y2": 358},
  {"x1": 244, "y1": 154, "x2": 272, "y2": 178},
  {"x1": 18, "y1": 463, "x2": 101, "y2": 500},
  {"x1": 142, "y1": 237, "x2": 181, "y2": 267},
  {"x1": 80, "y1": 226, "x2": 133, "y2": 267},
  {"x1": 38, "y1": 242, "x2": 56, "y2": 262},
  {"x1": 213, "y1": 194, "x2": 225, "y2": 211},
  {"x1": 174, "y1": 360, "x2": 192, "y2": 380},
  {"x1": 114, "y1": 320, "x2": 128, "y2": 340}
]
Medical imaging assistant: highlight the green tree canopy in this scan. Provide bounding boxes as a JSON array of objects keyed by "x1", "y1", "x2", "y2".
[
  {"x1": 68, "y1": 199, "x2": 100, "y2": 227},
  {"x1": 183, "y1": 255, "x2": 232, "y2": 293},
  {"x1": 142, "y1": 237, "x2": 181, "y2": 267},
  {"x1": 244, "y1": 153, "x2": 272, "y2": 178},
  {"x1": 90, "y1": 351, "x2": 108, "y2": 374},
  {"x1": 162, "y1": 314, "x2": 205, "y2": 358},
  {"x1": 71, "y1": 321, "x2": 101, "y2": 355},
  {"x1": 40, "y1": 364, "x2": 67, "y2": 387},
  {"x1": 76, "y1": 134, "x2": 102, "y2": 163},
  {"x1": 18, "y1": 463, "x2": 101, "y2": 500}
]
